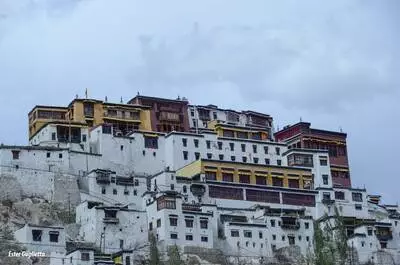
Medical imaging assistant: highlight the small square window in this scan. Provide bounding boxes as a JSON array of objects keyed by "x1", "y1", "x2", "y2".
[
  {"x1": 263, "y1": 146, "x2": 268, "y2": 154},
  {"x1": 305, "y1": 222, "x2": 309, "y2": 229},
  {"x1": 113, "y1": 189, "x2": 117, "y2": 195},
  {"x1": 186, "y1": 234, "x2": 193, "y2": 241},
  {"x1": 355, "y1": 204, "x2": 362, "y2": 210},
  {"x1": 47, "y1": 152, "x2": 51, "y2": 158},
  {"x1": 183, "y1": 151, "x2": 188, "y2": 160},
  {"x1": 272, "y1": 235, "x2": 276, "y2": 240},
  {"x1": 231, "y1": 156, "x2": 236, "y2": 161},
  {"x1": 244, "y1": 230, "x2": 252, "y2": 238},
  {"x1": 277, "y1": 159, "x2": 282, "y2": 166},
  {"x1": 101, "y1": 187, "x2": 106, "y2": 194},
  {"x1": 81, "y1": 253, "x2": 90, "y2": 261},
  {"x1": 271, "y1": 220, "x2": 275, "y2": 227},
  {"x1": 242, "y1": 156, "x2": 247, "y2": 163},
  {"x1": 82, "y1": 134, "x2": 87, "y2": 142},
  {"x1": 265, "y1": 158, "x2": 270, "y2": 165},
  {"x1": 231, "y1": 230, "x2": 239, "y2": 237},
  {"x1": 32, "y1": 230, "x2": 42, "y2": 242},
  {"x1": 194, "y1": 139, "x2": 199, "y2": 148},
  {"x1": 195, "y1": 152, "x2": 200, "y2": 160},
  {"x1": 219, "y1": 154, "x2": 224, "y2": 160},
  {"x1": 59, "y1": 153, "x2": 63, "y2": 159},
  {"x1": 282, "y1": 235, "x2": 285, "y2": 241},
  {"x1": 241, "y1": 144, "x2": 246, "y2": 152},
  {"x1": 275, "y1": 147, "x2": 280, "y2": 155},
  {"x1": 322, "y1": 175, "x2": 329, "y2": 185},
  {"x1": 157, "y1": 219, "x2": 161, "y2": 227},
  {"x1": 182, "y1": 138, "x2": 187, "y2": 147},
  {"x1": 170, "y1": 233, "x2": 178, "y2": 239},
  {"x1": 124, "y1": 190, "x2": 129, "y2": 195},
  {"x1": 259, "y1": 232, "x2": 263, "y2": 239},
  {"x1": 120, "y1": 145, "x2": 124, "y2": 151},
  {"x1": 218, "y1": 142, "x2": 223, "y2": 150},
  {"x1": 306, "y1": 236, "x2": 310, "y2": 242},
  {"x1": 229, "y1": 143, "x2": 235, "y2": 151},
  {"x1": 253, "y1": 157, "x2": 259, "y2": 164},
  {"x1": 207, "y1": 153, "x2": 212, "y2": 159},
  {"x1": 252, "y1": 145, "x2": 257, "y2": 153},
  {"x1": 201, "y1": 236, "x2": 208, "y2": 242},
  {"x1": 206, "y1": 141, "x2": 211, "y2": 149},
  {"x1": 319, "y1": 158, "x2": 328, "y2": 166},
  {"x1": 52, "y1": 133, "x2": 56, "y2": 140}
]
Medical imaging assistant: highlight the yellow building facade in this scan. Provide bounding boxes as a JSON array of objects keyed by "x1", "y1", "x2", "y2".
[
  {"x1": 207, "y1": 120, "x2": 269, "y2": 141},
  {"x1": 28, "y1": 98, "x2": 152, "y2": 139},
  {"x1": 177, "y1": 159, "x2": 313, "y2": 190}
]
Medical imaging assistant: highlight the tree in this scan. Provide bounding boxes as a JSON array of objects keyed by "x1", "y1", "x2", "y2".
[
  {"x1": 167, "y1": 245, "x2": 184, "y2": 265},
  {"x1": 313, "y1": 206, "x2": 349, "y2": 265},
  {"x1": 149, "y1": 233, "x2": 161, "y2": 265},
  {"x1": 0, "y1": 225, "x2": 26, "y2": 265}
]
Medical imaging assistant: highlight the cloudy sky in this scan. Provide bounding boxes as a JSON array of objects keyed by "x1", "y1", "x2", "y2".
[{"x1": 0, "y1": 0, "x2": 399, "y2": 202}]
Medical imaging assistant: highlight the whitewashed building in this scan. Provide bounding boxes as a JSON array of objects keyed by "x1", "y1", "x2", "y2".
[{"x1": 76, "y1": 201, "x2": 148, "y2": 254}]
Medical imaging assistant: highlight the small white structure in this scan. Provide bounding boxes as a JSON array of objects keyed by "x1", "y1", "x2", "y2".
[
  {"x1": 76, "y1": 201, "x2": 148, "y2": 254},
  {"x1": 79, "y1": 169, "x2": 147, "y2": 207},
  {"x1": 14, "y1": 224, "x2": 66, "y2": 255}
]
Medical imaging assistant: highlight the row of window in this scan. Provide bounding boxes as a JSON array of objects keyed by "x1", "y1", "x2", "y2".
[
  {"x1": 182, "y1": 138, "x2": 281, "y2": 155},
  {"x1": 333, "y1": 191, "x2": 363, "y2": 202},
  {"x1": 168, "y1": 217, "x2": 209, "y2": 229},
  {"x1": 229, "y1": 230, "x2": 310, "y2": 242},
  {"x1": 170, "y1": 233, "x2": 209, "y2": 242},
  {"x1": 101, "y1": 187, "x2": 138, "y2": 196},
  {"x1": 183, "y1": 151, "x2": 282, "y2": 165},
  {"x1": 11, "y1": 150, "x2": 64, "y2": 160},
  {"x1": 32, "y1": 229, "x2": 59, "y2": 242}
]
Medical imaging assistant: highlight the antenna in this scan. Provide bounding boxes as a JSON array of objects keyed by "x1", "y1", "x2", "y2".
[
  {"x1": 120, "y1": 97, "x2": 123, "y2": 103},
  {"x1": 85, "y1": 88, "x2": 88, "y2": 99}
]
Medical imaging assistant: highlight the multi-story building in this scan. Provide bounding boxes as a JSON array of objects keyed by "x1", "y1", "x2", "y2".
[
  {"x1": 28, "y1": 97, "x2": 152, "y2": 139},
  {"x1": 76, "y1": 201, "x2": 148, "y2": 254},
  {"x1": 128, "y1": 95, "x2": 190, "y2": 133},
  {"x1": 275, "y1": 122, "x2": 351, "y2": 188},
  {"x1": 188, "y1": 104, "x2": 274, "y2": 140}
]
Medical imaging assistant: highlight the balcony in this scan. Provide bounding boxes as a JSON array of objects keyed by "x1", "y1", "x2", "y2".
[
  {"x1": 116, "y1": 176, "x2": 134, "y2": 186},
  {"x1": 103, "y1": 217, "x2": 119, "y2": 224},
  {"x1": 96, "y1": 174, "x2": 111, "y2": 184},
  {"x1": 322, "y1": 198, "x2": 335, "y2": 205},
  {"x1": 376, "y1": 234, "x2": 393, "y2": 241},
  {"x1": 281, "y1": 222, "x2": 301, "y2": 230}
]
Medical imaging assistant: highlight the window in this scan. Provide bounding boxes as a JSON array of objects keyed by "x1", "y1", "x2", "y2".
[
  {"x1": 319, "y1": 157, "x2": 328, "y2": 166},
  {"x1": 222, "y1": 173, "x2": 233, "y2": 182},
  {"x1": 183, "y1": 185, "x2": 187, "y2": 193},
  {"x1": 194, "y1": 139, "x2": 199, "y2": 148},
  {"x1": 191, "y1": 110, "x2": 195, "y2": 117},
  {"x1": 81, "y1": 253, "x2": 90, "y2": 261},
  {"x1": 201, "y1": 236, "x2": 208, "y2": 242},
  {"x1": 265, "y1": 158, "x2": 270, "y2": 165},
  {"x1": 264, "y1": 146, "x2": 268, "y2": 154},
  {"x1": 231, "y1": 156, "x2": 236, "y2": 162},
  {"x1": 125, "y1": 256, "x2": 131, "y2": 265},
  {"x1": 244, "y1": 231, "x2": 252, "y2": 238},
  {"x1": 241, "y1": 144, "x2": 246, "y2": 152},
  {"x1": 218, "y1": 142, "x2": 223, "y2": 150},
  {"x1": 157, "y1": 219, "x2": 161, "y2": 227},
  {"x1": 282, "y1": 235, "x2": 285, "y2": 241},
  {"x1": 113, "y1": 189, "x2": 117, "y2": 195},
  {"x1": 47, "y1": 152, "x2": 51, "y2": 158},
  {"x1": 256, "y1": 175, "x2": 266, "y2": 185},
  {"x1": 195, "y1": 152, "x2": 200, "y2": 160},
  {"x1": 252, "y1": 145, "x2": 257, "y2": 153},
  {"x1": 32, "y1": 230, "x2": 42, "y2": 241},
  {"x1": 272, "y1": 177, "x2": 283, "y2": 187},
  {"x1": 259, "y1": 232, "x2": 263, "y2": 239},
  {"x1": 182, "y1": 138, "x2": 187, "y2": 147},
  {"x1": 59, "y1": 153, "x2": 63, "y2": 159},
  {"x1": 298, "y1": 236, "x2": 302, "y2": 241},
  {"x1": 149, "y1": 222, "x2": 153, "y2": 231},
  {"x1": 101, "y1": 187, "x2": 106, "y2": 194},
  {"x1": 120, "y1": 145, "x2": 124, "y2": 151},
  {"x1": 134, "y1": 179, "x2": 139, "y2": 186},
  {"x1": 275, "y1": 147, "x2": 280, "y2": 155},
  {"x1": 242, "y1": 156, "x2": 247, "y2": 163},
  {"x1": 207, "y1": 153, "x2": 212, "y2": 159},
  {"x1": 335, "y1": 191, "x2": 345, "y2": 200},
  {"x1": 355, "y1": 204, "x2": 362, "y2": 210},
  {"x1": 352, "y1": 192, "x2": 363, "y2": 202},
  {"x1": 229, "y1": 142, "x2": 235, "y2": 151},
  {"x1": 272, "y1": 235, "x2": 276, "y2": 240},
  {"x1": 271, "y1": 220, "x2": 275, "y2": 227},
  {"x1": 361, "y1": 241, "x2": 365, "y2": 247},
  {"x1": 239, "y1": 174, "x2": 250, "y2": 184},
  {"x1": 231, "y1": 230, "x2": 239, "y2": 237},
  {"x1": 169, "y1": 217, "x2": 178, "y2": 226},
  {"x1": 213, "y1": 112, "x2": 217, "y2": 120},
  {"x1": 277, "y1": 159, "x2": 282, "y2": 166},
  {"x1": 82, "y1": 134, "x2": 87, "y2": 142},
  {"x1": 186, "y1": 234, "x2": 193, "y2": 241},
  {"x1": 51, "y1": 132, "x2": 56, "y2": 140},
  {"x1": 322, "y1": 175, "x2": 329, "y2": 185},
  {"x1": 306, "y1": 236, "x2": 310, "y2": 242},
  {"x1": 253, "y1": 157, "x2": 259, "y2": 164},
  {"x1": 185, "y1": 219, "x2": 194, "y2": 228},
  {"x1": 367, "y1": 228, "x2": 373, "y2": 236},
  {"x1": 205, "y1": 171, "x2": 217, "y2": 180},
  {"x1": 12, "y1": 150, "x2": 20, "y2": 160},
  {"x1": 49, "y1": 231, "x2": 59, "y2": 242},
  {"x1": 219, "y1": 154, "x2": 224, "y2": 160},
  {"x1": 183, "y1": 151, "x2": 188, "y2": 160},
  {"x1": 323, "y1": 192, "x2": 331, "y2": 201},
  {"x1": 305, "y1": 222, "x2": 309, "y2": 229},
  {"x1": 170, "y1": 233, "x2": 178, "y2": 239},
  {"x1": 170, "y1": 184, "x2": 174, "y2": 190},
  {"x1": 200, "y1": 220, "x2": 208, "y2": 229},
  {"x1": 124, "y1": 190, "x2": 129, "y2": 195},
  {"x1": 206, "y1": 141, "x2": 211, "y2": 149}
]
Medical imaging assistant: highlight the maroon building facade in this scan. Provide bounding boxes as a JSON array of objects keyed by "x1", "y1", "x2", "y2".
[
  {"x1": 128, "y1": 95, "x2": 190, "y2": 133},
  {"x1": 274, "y1": 122, "x2": 351, "y2": 188}
]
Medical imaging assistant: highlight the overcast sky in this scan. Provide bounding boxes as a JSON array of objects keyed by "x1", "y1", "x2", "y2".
[{"x1": 0, "y1": 0, "x2": 399, "y2": 203}]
